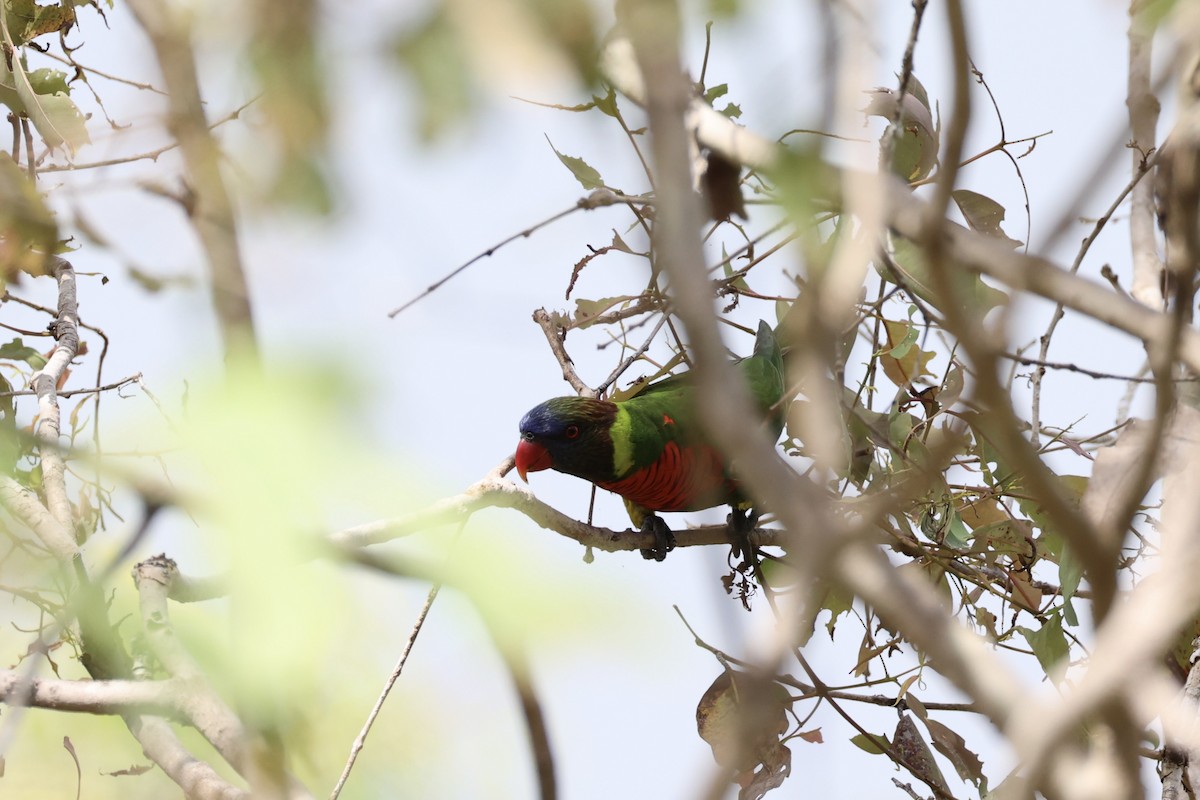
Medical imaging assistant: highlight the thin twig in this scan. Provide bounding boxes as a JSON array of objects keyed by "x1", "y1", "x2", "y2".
[
  {"x1": 388, "y1": 190, "x2": 647, "y2": 318},
  {"x1": 1006, "y1": 353, "x2": 1185, "y2": 383},
  {"x1": 40, "y1": 49, "x2": 168, "y2": 94},
  {"x1": 0, "y1": 372, "x2": 141, "y2": 398},
  {"x1": 1029, "y1": 145, "x2": 1161, "y2": 442},
  {"x1": 38, "y1": 101, "x2": 254, "y2": 174},
  {"x1": 594, "y1": 312, "x2": 671, "y2": 396},
  {"x1": 328, "y1": 578, "x2": 442, "y2": 800}
]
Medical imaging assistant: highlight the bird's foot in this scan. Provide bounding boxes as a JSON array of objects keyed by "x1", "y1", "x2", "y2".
[
  {"x1": 639, "y1": 514, "x2": 676, "y2": 562},
  {"x1": 725, "y1": 508, "x2": 761, "y2": 609},
  {"x1": 728, "y1": 507, "x2": 759, "y2": 562}
]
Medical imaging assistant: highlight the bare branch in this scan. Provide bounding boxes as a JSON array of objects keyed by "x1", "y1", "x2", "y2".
[
  {"x1": 32, "y1": 258, "x2": 79, "y2": 531},
  {"x1": 0, "y1": 670, "x2": 186, "y2": 716},
  {"x1": 329, "y1": 457, "x2": 784, "y2": 553},
  {"x1": 125, "y1": 715, "x2": 250, "y2": 800},
  {"x1": 532, "y1": 309, "x2": 596, "y2": 397},
  {"x1": 1161, "y1": 637, "x2": 1200, "y2": 799},
  {"x1": 123, "y1": 0, "x2": 258, "y2": 359},
  {"x1": 0, "y1": 474, "x2": 79, "y2": 559},
  {"x1": 133, "y1": 557, "x2": 249, "y2": 758},
  {"x1": 1128, "y1": 0, "x2": 1164, "y2": 308},
  {"x1": 133, "y1": 555, "x2": 314, "y2": 800}
]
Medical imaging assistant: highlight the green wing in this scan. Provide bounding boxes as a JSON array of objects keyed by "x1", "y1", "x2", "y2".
[
  {"x1": 611, "y1": 321, "x2": 785, "y2": 476},
  {"x1": 740, "y1": 320, "x2": 786, "y2": 435}
]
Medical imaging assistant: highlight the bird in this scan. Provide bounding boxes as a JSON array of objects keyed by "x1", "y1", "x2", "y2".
[{"x1": 514, "y1": 320, "x2": 785, "y2": 561}]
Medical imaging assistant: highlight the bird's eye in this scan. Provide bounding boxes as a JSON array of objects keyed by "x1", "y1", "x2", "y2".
[
  {"x1": 565, "y1": 425, "x2": 580, "y2": 439},
  {"x1": 522, "y1": 431, "x2": 535, "y2": 441}
]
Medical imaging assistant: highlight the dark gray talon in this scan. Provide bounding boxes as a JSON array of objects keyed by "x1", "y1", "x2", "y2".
[
  {"x1": 639, "y1": 514, "x2": 676, "y2": 561},
  {"x1": 728, "y1": 508, "x2": 759, "y2": 561}
]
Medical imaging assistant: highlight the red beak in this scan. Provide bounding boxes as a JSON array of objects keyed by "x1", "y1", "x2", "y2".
[{"x1": 515, "y1": 438, "x2": 552, "y2": 481}]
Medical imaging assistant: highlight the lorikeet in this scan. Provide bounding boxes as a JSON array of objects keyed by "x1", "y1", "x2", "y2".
[{"x1": 515, "y1": 320, "x2": 785, "y2": 561}]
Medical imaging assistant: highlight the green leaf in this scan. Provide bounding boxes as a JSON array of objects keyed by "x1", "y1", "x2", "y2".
[
  {"x1": 884, "y1": 236, "x2": 1008, "y2": 316},
  {"x1": 0, "y1": 372, "x2": 17, "y2": 476},
  {"x1": 758, "y1": 557, "x2": 800, "y2": 589},
  {"x1": 893, "y1": 715, "x2": 950, "y2": 795},
  {"x1": 0, "y1": 54, "x2": 88, "y2": 152},
  {"x1": 880, "y1": 316, "x2": 935, "y2": 388},
  {"x1": 166, "y1": 358, "x2": 637, "y2": 736},
  {"x1": 794, "y1": 576, "x2": 854, "y2": 646},
  {"x1": 883, "y1": 317, "x2": 918, "y2": 360},
  {"x1": 1038, "y1": 527, "x2": 1081, "y2": 625},
  {"x1": 1017, "y1": 611, "x2": 1069, "y2": 679},
  {"x1": 25, "y1": 68, "x2": 69, "y2": 96},
  {"x1": 890, "y1": 125, "x2": 932, "y2": 181},
  {"x1": 610, "y1": 352, "x2": 686, "y2": 402},
  {"x1": 1058, "y1": 546, "x2": 1082, "y2": 624},
  {"x1": 923, "y1": 717, "x2": 986, "y2": 788},
  {"x1": 975, "y1": 607, "x2": 998, "y2": 639},
  {"x1": 919, "y1": 500, "x2": 970, "y2": 549},
  {"x1": 938, "y1": 361, "x2": 965, "y2": 408},
  {"x1": 837, "y1": 389, "x2": 888, "y2": 487},
  {"x1": 971, "y1": 519, "x2": 1034, "y2": 560},
  {"x1": 850, "y1": 732, "x2": 891, "y2": 755},
  {"x1": 821, "y1": 583, "x2": 854, "y2": 638},
  {"x1": 608, "y1": 230, "x2": 634, "y2": 254},
  {"x1": 592, "y1": 88, "x2": 619, "y2": 117},
  {"x1": 546, "y1": 136, "x2": 604, "y2": 190},
  {"x1": 721, "y1": 102, "x2": 742, "y2": 119},
  {"x1": 572, "y1": 295, "x2": 640, "y2": 328},
  {"x1": 944, "y1": 510, "x2": 971, "y2": 549},
  {"x1": 26, "y1": 89, "x2": 88, "y2": 152},
  {"x1": 952, "y1": 189, "x2": 1022, "y2": 247},
  {"x1": 0, "y1": 155, "x2": 58, "y2": 279},
  {"x1": 774, "y1": 298, "x2": 791, "y2": 325},
  {"x1": 5, "y1": 0, "x2": 75, "y2": 46},
  {"x1": 0, "y1": 337, "x2": 47, "y2": 368},
  {"x1": 905, "y1": 74, "x2": 933, "y2": 113},
  {"x1": 696, "y1": 670, "x2": 791, "y2": 773},
  {"x1": 864, "y1": 78, "x2": 938, "y2": 182},
  {"x1": 887, "y1": 404, "x2": 932, "y2": 468},
  {"x1": 721, "y1": 245, "x2": 749, "y2": 291},
  {"x1": 703, "y1": 83, "x2": 729, "y2": 103}
]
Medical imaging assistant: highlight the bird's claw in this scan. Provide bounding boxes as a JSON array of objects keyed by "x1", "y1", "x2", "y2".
[
  {"x1": 639, "y1": 515, "x2": 676, "y2": 562},
  {"x1": 728, "y1": 508, "x2": 759, "y2": 562}
]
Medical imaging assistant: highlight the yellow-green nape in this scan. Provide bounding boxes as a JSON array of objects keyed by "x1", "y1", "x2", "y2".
[{"x1": 610, "y1": 404, "x2": 635, "y2": 476}]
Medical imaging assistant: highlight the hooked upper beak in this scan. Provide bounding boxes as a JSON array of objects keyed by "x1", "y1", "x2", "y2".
[{"x1": 514, "y1": 437, "x2": 552, "y2": 481}]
